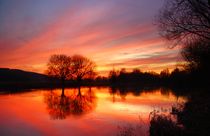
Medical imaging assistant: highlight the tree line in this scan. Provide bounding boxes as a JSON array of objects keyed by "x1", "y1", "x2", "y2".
[
  {"x1": 46, "y1": 53, "x2": 209, "y2": 89},
  {"x1": 107, "y1": 67, "x2": 199, "y2": 87}
]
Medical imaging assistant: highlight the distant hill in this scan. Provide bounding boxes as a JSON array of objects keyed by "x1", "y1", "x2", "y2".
[{"x1": 0, "y1": 68, "x2": 49, "y2": 82}]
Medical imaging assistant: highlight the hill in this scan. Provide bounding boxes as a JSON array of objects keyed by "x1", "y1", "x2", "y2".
[{"x1": 0, "y1": 68, "x2": 49, "y2": 82}]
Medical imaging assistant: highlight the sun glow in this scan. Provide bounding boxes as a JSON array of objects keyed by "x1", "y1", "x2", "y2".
[{"x1": 0, "y1": 0, "x2": 180, "y2": 75}]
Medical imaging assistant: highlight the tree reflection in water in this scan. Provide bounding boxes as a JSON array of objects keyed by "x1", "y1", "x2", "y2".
[
  {"x1": 44, "y1": 90, "x2": 71, "y2": 119},
  {"x1": 109, "y1": 86, "x2": 133, "y2": 103},
  {"x1": 44, "y1": 87, "x2": 96, "y2": 120}
]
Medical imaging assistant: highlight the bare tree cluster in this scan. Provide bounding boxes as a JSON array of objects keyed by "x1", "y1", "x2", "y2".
[
  {"x1": 71, "y1": 55, "x2": 96, "y2": 82},
  {"x1": 157, "y1": 0, "x2": 210, "y2": 77},
  {"x1": 46, "y1": 54, "x2": 72, "y2": 82},
  {"x1": 46, "y1": 54, "x2": 96, "y2": 85},
  {"x1": 157, "y1": 0, "x2": 210, "y2": 47}
]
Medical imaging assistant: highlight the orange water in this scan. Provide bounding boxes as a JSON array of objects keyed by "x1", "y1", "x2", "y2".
[{"x1": 0, "y1": 87, "x2": 186, "y2": 136}]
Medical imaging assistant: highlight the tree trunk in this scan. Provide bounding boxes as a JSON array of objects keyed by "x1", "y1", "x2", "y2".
[
  {"x1": 77, "y1": 76, "x2": 82, "y2": 96},
  {"x1": 61, "y1": 77, "x2": 65, "y2": 97},
  {"x1": 78, "y1": 86, "x2": 81, "y2": 96}
]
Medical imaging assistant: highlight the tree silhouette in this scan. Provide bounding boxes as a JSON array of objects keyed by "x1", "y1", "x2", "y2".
[
  {"x1": 160, "y1": 68, "x2": 169, "y2": 77},
  {"x1": 46, "y1": 54, "x2": 71, "y2": 92},
  {"x1": 71, "y1": 55, "x2": 96, "y2": 84},
  {"x1": 156, "y1": 0, "x2": 210, "y2": 83},
  {"x1": 108, "y1": 69, "x2": 118, "y2": 84},
  {"x1": 182, "y1": 39, "x2": 210, "y2": 73},
  {"x1": 157, "y1": 0, "x2": 210, "y2": 47}
]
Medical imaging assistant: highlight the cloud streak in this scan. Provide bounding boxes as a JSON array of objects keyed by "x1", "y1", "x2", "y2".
[{"x1": 0, "y1": 0, "x2": 181, "y2": 75}]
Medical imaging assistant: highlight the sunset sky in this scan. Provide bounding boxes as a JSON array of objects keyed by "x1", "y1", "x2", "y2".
[{"x1": 0, "y1": 0, "x2": 182, "y2": 76}]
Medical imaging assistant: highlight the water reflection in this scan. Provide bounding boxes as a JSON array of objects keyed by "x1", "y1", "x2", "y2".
[
  {"x1": 44, "y1": 87, "x2": 97, "y2": 119},
  {"x1": 44, "y1": 90, "x2": 71, "y2": 119},
  {"x1": 0, "y1": 87, "x2": 187, "y2": 136},
  {"x1": 149, "y1": 90, "x2": 210, "y2": 136},
  {"x1": 109, "y1": 86, "x2": 183, "y2": 103}
]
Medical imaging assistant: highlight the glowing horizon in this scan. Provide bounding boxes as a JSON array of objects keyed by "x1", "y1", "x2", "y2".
[{"x1": 0, "y1": 0, "x2": 183, "y2": 76}]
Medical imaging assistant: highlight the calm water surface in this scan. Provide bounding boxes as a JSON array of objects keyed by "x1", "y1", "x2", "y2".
[{"x1": 0, "y1": 87, "x2": 186, "y2": 136}]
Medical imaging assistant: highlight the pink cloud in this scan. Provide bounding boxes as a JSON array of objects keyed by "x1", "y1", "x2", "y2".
[{"x1": 0, "y1": 1, "x2": 182, "y2": 75}]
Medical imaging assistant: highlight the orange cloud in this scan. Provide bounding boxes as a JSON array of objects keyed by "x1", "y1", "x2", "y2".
[{"x1": 0, "y1": 1, "x2": 182, "y2": 76}]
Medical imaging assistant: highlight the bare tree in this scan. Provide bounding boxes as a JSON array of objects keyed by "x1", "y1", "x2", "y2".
[
  {"x1": 160, "y1": 68, "x2": 170, "y2": 78},
  {"x1": 46, "y1": 54, "x2": 71, "y2": 91},
  {"x1": 108, "y1": 69, "x2": 119, "y2": 84},
  {"x1": 156, "y1": 0, "x2": 210, "y2": 47},
  {"x1": 71, "y1": 55, "x2": 96, "y2": 83}
]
